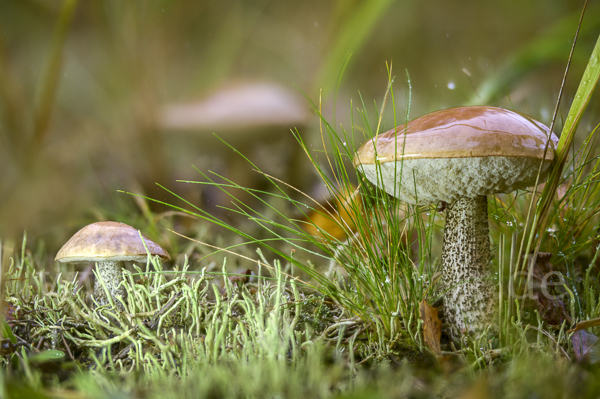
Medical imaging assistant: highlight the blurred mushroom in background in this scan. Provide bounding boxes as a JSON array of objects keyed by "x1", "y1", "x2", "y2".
[{"x1": 159, "y1": 81, "x2": 311, "y2": 211}]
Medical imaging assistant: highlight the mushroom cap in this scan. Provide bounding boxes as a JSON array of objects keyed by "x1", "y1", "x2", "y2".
[
  {"x1": 159, "y1": 82, "x2": 308, "y2": 133},
  {"x1": 354, "y1": 106, "x2": 559, "y2": 204},
  {"x1": 55, "y1": 221, "x2": 171, "y2": 263}
]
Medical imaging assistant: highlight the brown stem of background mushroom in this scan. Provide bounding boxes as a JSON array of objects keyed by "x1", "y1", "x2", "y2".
[{"x1": 441, "y1": 196, "x2": 495, "y2": 339}]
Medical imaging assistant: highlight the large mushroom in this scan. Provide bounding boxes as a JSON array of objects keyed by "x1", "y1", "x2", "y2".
[
  {"x1": 353, "y1": 106, "x2": 558, "y2": 339},
  {"x1": 55, "y1": 221, "x2": 170, "y2": 306}
]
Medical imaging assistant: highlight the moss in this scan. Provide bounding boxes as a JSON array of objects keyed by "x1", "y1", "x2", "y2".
[
  {"x1": 387, "y1": 331, "x2": 432, "y2": 364},
  {"x1": 295, "y1": 295, "x2": 340, "y2": 334},
  {"x1": 354, "y1": 330, "x2": 434, "y2": 368}
]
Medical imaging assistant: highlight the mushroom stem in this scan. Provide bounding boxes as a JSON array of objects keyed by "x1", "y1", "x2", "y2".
[
  {"x1": 93, "y1": 260, "x2": 125, "y2": 306},
  {"x1": 441, "y1": 195, "x2": 495, "y2": 338}
]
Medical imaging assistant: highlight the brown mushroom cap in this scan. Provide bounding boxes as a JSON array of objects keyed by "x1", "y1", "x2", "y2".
[
  {"x1": 55, "y1": 221, "x2": 170, "y2": 263},
  {"x1": 353, "y1": 106, "x2": 559, "y2": 204},
  {"x1": 354, "y1": 106, "x2": 557, "y2": 164}
]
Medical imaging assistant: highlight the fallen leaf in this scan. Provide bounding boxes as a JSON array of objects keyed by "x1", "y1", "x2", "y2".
[
  {"x1": 522, "y1": 252, "x2": 571, "y2": 325},
  {"x1": 301, "y1": 185, "x2": 362, "y2": 241},
  {"x1": 420, "y1": 300, "x2": 442, "y2": 357},
  {"x1": 3, "y1": 301, "x2": 17, "y2": 324},
  {"x1": 571, "y1": 330, "x2": 600, "y2": 364},
  {"x1": 230, "y1": 269, "x2": 252, "y2": 285}
]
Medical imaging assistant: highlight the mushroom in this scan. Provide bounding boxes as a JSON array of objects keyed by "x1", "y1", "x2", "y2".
[
  {"x1": 158, "y1": 81, "x2": 311, "y2": 207},
  {"x1": 160, "y1": 81, "x2": 307, "y2": 132},
  {"x1": 353, "y1": 106, "x2": 558, "y2": 338},
  {"x1": 55, "y1": 221, "x2": 170, "y2": 306}
]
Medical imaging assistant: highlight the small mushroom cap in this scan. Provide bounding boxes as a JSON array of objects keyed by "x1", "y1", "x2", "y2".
[
  {"x1": 354, "y1": 106, "x2": 559, "y2": 204},
  {"x1": 55, "y1": 221, "x2": 170, "y2": 263}
]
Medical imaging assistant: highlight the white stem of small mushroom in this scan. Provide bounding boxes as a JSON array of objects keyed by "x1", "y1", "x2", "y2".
[
  {"x1": 93, "y1": 260, "x2": 125, "y2": 306},
  {"x1": 441, "y1": 195, "x2": 495, "y2": 339}
]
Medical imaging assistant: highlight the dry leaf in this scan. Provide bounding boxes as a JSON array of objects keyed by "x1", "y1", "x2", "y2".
[
  {"x1": 229, "y1": 268, "x2": 252, "y2": 285},
  {"x1": 3, "y1": 301, "x2": 17, "y2": 325},
  {"x1": 571, "y1": 330, "x2": 600, "y2": 364},
  {"x1": 302, "y1": 185, "x2": 362, "y2": 241},
  {"x1": 420, "y1": 300, "x2": 442, "y2": 357},
  {"x1": 523, "y1": 252, "x2": 571, "y2": 325}
]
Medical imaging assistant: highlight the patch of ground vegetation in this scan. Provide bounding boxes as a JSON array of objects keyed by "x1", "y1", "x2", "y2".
[{"x1": 3, "y1": 228, "x2": 600, "y2": 399}]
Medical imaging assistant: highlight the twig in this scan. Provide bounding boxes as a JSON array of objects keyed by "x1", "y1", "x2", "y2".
[
  {"x1": 149, "y1": 292, "x2": 183, "y2": 330},
  {"x1": 356, "y1": 353, "x2": 375, "y2": 365},
  {"x1": 322, "y1": 320, "x2": 360, "y2": 339},
  {"x1": 114, "y1": 342, "x2": 135, "y2": 361},
  {"x1": 61, "y1": 333, "x2": 75, "y2": 361},
  {"x1": 64, "y1": 327, "x2": 136, "y2": 348}
]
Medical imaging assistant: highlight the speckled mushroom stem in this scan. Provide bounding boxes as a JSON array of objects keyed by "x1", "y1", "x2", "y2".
[
  {"x1": 441, "y1": 195, "x2": 495, "y2": 339},
  {"x1": 93, "y1": 260, "x2": 125, "y2": 306}
]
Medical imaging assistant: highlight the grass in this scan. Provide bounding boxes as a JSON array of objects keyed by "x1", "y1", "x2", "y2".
[{"x1": 2, "y1": 11, "x2": 600, "y2": 399}]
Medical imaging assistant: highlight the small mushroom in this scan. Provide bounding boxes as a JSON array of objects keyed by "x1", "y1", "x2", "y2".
[
  {"x1": 353, "y1": 106, "x2": 558, "y2": 338},
  {"x1": 55, "y1": 221, "x2": 170, "y2": 306}
]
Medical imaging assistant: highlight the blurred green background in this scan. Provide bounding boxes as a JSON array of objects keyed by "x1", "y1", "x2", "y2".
[{"x1": 0, "y1": 0, "x2": 598, "y2": 251}]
